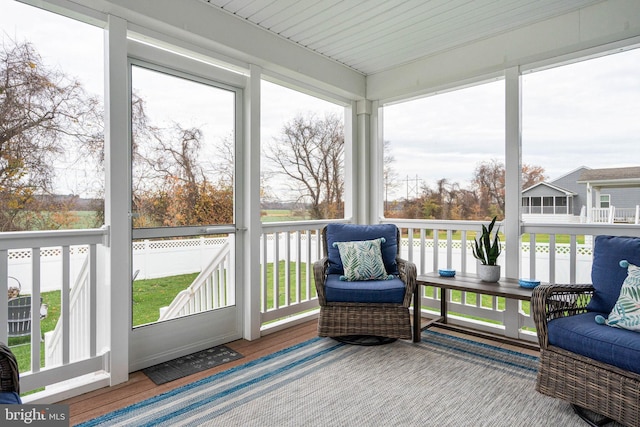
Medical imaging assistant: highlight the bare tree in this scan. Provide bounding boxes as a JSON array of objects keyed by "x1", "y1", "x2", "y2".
[
  {"x1": 265, "y1": 113, "x2": 344, "y2": 219},
  {"x1": 522, "y1": 164, "x2": 547, "y2": 190},
  {"x1": 472, "y1": 159, "x2": 547, "y2": 219},
  {"x1": 132, "y1": 122, "x2": 235, "y2": 227},
  {"x1": 472, "y1": 159, "x2": 505, "y2": 218},
  {"x1": 0, "y1": 39, "x2": 103, "y2": 230},
  {"x1": 210, "y1": 132, "x2": 235, "y2": 186}
]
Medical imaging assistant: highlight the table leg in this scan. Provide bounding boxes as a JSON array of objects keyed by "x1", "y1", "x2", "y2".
[
  {"x1": 413, "y1": 284, "x2": 421, "y2": 342},
  {"x1": 441, "y1": 288, "x2": 447, "y2": 324}
]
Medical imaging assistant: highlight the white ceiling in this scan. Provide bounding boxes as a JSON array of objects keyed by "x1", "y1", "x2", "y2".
[{"x1": 201, "y1": 0, "x2": 604, "y2": 76}]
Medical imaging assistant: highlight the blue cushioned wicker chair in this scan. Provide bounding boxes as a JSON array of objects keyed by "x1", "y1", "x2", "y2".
[
  {"x1": 313, "y1": 223, "x2": 417, "y2": 342},
  {"x1": 0, "y1": 342, "x2": 21, "y2": 404},
  {"x1": 532, "y1": 235, "x2": 640, "y2": 426}
]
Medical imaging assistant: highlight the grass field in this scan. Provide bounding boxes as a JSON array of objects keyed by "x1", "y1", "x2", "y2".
[{"x1": 261, "y1": 209, "x2": 311, "y2": 222}]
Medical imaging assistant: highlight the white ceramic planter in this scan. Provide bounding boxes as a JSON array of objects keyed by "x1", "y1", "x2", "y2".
[{"x1": 478, "y1": 264, "x2": 501, "y2": 282}]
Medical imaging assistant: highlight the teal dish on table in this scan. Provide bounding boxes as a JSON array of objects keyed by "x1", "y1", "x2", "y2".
[
  {"x1": 438, "y1": 269, "x2": 456, "y2": 277},
  {"x1": 518, "y1": 278, "x2": 540, "y2": 288}
]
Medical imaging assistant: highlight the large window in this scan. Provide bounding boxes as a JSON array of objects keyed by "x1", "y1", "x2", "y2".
[
  {"x1": 382, "y1": 80, "x2": 505, "y2": 220},
  {"x1": 1, "y1": 0, "x2": 104, "y2": 372},
  {"x1": 523, "y1": 48, "x2": 640, "y2": 222},
  {"x1": 0, "y1": 0, "x2": 105, "y2": 231},
  {"x1": 260, "y1": 80, "x2": 345, "y2": 221}
]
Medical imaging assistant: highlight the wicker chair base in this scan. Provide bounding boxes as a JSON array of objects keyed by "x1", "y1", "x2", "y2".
[
  {"x1": 318, "y1": 303, "x2": 412, "y2": 340},
  {"x1": 536, "y1": 346, "x2": 640, "y2": 427}
]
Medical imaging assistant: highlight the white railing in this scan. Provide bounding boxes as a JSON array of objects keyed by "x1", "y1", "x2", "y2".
[
  {"x1": 158, "y1": 239, "x2": 235, "y2": 320},
  {"x1": 383, "y1": 219, "x2": 640, "y2": 343},
  {"x1": 591, "y1": 206, "x2": 640, "y2": 224},
  {"x1": 0, "y1": 227, "x2": 109, "y2": 399},
  {"x1": 383, "y1": 219, "x2": 537, "y2": 342},
  {"x1": 612, "y1": 206, "x2": 640, "y2": 224},
  {"x1": 592, "y1": 207, "x2": 615, "y2": 223},
  {"x1": 3, "y1": 220, "x2": 640, "y2": 399},
  {"x1": 259, "y1": 221, "x2": 334, "y2": 325},
  {"x1": 45, "y1": 255, "x2": 92, "y2": 366}
]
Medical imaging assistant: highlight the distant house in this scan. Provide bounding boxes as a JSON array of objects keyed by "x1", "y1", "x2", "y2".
[{"x1": 522, "y1": 166, "x2": 640, "y2": 224}]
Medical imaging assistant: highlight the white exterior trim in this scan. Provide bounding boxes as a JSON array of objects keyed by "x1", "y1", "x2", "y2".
[{"x1": 105, "y1": 13, "x2": 130, "y2": 387}]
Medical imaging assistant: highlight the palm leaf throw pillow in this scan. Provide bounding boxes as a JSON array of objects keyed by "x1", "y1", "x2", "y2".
[
  {"x1": 602, "y1": 260, "x2": 640, "y2": 331},
  {"x1": 333, "y1": 238, "x2": 393, "y2": 281}
]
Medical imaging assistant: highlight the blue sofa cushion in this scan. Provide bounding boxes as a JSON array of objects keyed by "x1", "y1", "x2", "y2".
[
  {"x1": 326, "y1": 224, "x2": 399, "y2": 276},
  {"x1": 548, "y1": 312, "x2": 640, "y2": 375},
  {"x1": 587, "y1": 235, "x2": 640, "y2": 314},
  {"x1": 0, "y1": 391, "x2": 22, "y2": 404},
  {"x1": 324, "y1": 274, "x2": 405, "y2": 304}
]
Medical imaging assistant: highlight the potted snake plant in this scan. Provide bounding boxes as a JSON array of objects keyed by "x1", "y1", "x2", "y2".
[{"x1": 472, "y1": 216, "x2": 502, "y2": 282}]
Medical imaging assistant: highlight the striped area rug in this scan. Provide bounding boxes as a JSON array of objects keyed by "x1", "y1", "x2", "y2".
[{"x1": 78, "y1": 331, "x2": 587, "y2": 427}]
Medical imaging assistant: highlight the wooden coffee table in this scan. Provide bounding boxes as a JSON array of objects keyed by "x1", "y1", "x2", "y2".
[{"x1": 413, "y1": 272, "x2": 538, "y2": 349}]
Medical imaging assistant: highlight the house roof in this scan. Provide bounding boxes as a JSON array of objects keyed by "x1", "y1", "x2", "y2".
[
  {"x1": 577, "y1": 166, "x2": 640, "y2": 188},
  {"x1": 201, "y1": 0, "x2": 603, "y2": 76},
  {"x1": 522, "y1": 181, "x2": 576, "y2": 196}
]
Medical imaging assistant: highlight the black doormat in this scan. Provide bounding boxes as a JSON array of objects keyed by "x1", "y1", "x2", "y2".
[{"x1": 142, "y1": 345, "x2": 244, "y2": 385}]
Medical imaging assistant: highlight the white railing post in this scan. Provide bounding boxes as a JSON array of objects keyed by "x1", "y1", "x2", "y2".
[{"x1": 608, "y1": 206, "x2": 615, "y2": 223}]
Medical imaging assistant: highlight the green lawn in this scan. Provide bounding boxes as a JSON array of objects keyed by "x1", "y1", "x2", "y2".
[
  {"x1": 421, "y1": 230, "x2": 585, "y2": 245},
  {"x1": 264, "y1": 261, "x2": 316, "y2": 308},
  {"x1": 9, "y1": 290, "x2": 61, "y2": 373},
  {"x1": 261, "y1": 209, "x2": 311, "y2": 222},
  {"x1": 132, "y1": 273, "x2": 199, "y2": 326}
]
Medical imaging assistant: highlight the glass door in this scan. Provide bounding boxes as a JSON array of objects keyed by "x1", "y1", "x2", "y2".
[{"x1": 128, "y1": 59, "x2": 242, "y2": 370}]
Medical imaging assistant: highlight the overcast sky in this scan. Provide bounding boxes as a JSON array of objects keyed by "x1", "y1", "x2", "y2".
[
  {"x1": 384, "y1": 48, "x2": 640, "y2": 198},
  {"x1": 2, "y1": 0, "x2": 639, "y2": 201}
]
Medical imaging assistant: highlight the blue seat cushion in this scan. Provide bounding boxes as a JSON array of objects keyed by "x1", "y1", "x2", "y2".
[
  {"x1": 0, "y1": 391, "x2": 22, "y2": 404},
  {"x1": 326, "y1": 223, "x2": 399, "y2": 276},
  {"x1": 324, "y1": 274, "x2": 406, "y2": 304},
  {"x1": 548, "y1": 312, "x2": 640, "y2": 375},
  {"x1": 587, "y1": 235, "x2": 640, "y2": 314}
]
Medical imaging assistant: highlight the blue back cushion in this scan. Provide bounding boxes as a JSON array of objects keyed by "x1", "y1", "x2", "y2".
[
  {"x1": 587, "y1": 235, "x2": 640, "y2": 313},
  {"x1": 326, "y1": 223, "x2": 399, "y2": 276}
]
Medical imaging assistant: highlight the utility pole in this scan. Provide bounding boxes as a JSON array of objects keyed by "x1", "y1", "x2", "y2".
[{"x1": 406, "y1": 175, "x2": 420, "y2": 200}]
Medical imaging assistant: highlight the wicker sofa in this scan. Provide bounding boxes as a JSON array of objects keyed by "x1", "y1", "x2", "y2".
[
  {"x1": 532, "y1": 235, "x2": 640, "y2": 426},
  {"x1": 313, "y1": 223, "x2": 416, "y2": 340}
]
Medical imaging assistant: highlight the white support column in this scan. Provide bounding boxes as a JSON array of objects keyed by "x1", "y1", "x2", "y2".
[
  {"x1": 370, "y1": 100, "x2": 383, "y2": 224},
  {"x1": 243, "y1": 64, "x2": 262, "y2": 340},
  {"x1": 105, "y1": 14, "x2": 130, "y2": 386},
  {"x1": 504, "y1": 67, "x2": 522, "y2": 280},
  {"x1": 355, "y1": 99, "x2": 372, "y2": 224},
  {"x1": 586, "y1": 183, "x2": 593, "y2": 222},
  {"x1": 343, "y1": 101, "x2": 356, "y2": 221}
]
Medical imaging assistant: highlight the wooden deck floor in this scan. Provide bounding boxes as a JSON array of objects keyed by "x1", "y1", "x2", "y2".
[{"x1": 63, "y1": 320, "x2": 539, "y2": 425}]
